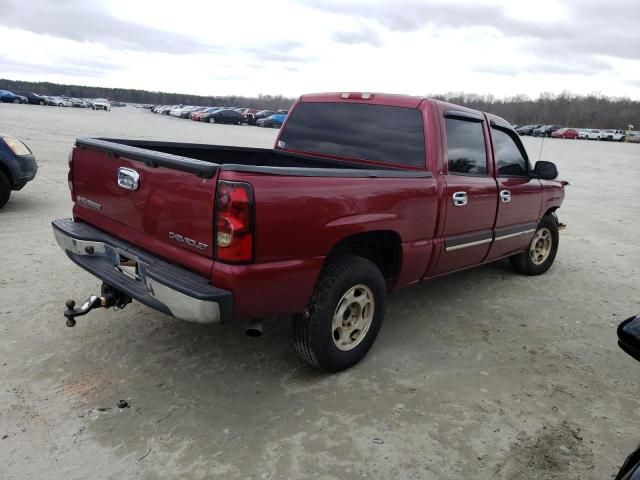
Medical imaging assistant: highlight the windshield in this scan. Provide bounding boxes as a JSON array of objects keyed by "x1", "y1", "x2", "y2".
[{"x1": 278, "y1": 102, "x2": 426, "y2": 168}]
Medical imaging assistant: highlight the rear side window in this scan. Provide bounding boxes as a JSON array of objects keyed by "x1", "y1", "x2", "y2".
[
  {"x1": 492, "y1": 128, "x2": 529, "y2": 176},
  {"x1": 445, "y1": 118, "x2": 487, "y2": 175},
  {"x1": 278, "y1": 102, "x2": 426, "y2": 167}
]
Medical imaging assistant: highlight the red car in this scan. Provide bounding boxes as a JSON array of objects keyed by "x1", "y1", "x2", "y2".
[
  {"x1": 190, "y1": 108, "x2": 220, "y2": 121},
  {"x1": 551, "y1": 128, "x2": 578, "y2": 139},
  {"x1": 53, "y1": 92, "x2": 566, "y2": 372}
]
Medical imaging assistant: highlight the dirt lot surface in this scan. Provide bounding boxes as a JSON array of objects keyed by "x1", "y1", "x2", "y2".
[{"x1": 1, "y1": 104, "x2": 639, "y2": 479}]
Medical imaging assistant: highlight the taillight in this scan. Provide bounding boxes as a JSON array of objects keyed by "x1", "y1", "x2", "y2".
[
  {"x1": 68, "y1": 147, "x2": 76, "y2": 201},
  {"x1": 215, "y1": 180, "x2": 254, "y2": 263}
]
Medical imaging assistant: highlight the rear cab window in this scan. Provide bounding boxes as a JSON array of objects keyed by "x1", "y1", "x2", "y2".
[
  {"x1": 444, "y1": 117, "x2": 488, "y2": 175},
  {"x1": 277, "y1": 102, "x2": 426, "y2": 168}
]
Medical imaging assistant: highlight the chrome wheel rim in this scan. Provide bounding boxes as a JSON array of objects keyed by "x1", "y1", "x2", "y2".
[
  {"x1": 331, "y1": 284, "x2": 375, "y2": 351},
  {"x1": 530, "y1": 227, "x2": 552, "y2": 265}
]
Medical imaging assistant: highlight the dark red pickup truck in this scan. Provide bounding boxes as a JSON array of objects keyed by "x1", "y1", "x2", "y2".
[{"x1": 53, "y1": 92, "x2": 565, "y2": 371}]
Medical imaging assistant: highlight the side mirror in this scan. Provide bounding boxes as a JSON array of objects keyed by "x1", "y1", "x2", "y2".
[
  {"x1": 533, "y1": 161, "x2": 558, "y2": 180},
  {"x1": 618, "y1": 315, "x2": 640, "y2": 362}
]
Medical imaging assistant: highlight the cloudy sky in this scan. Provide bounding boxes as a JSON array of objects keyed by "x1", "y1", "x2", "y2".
[{"x1": 1, "y1": 0, "x2": 639, "y2": 99}]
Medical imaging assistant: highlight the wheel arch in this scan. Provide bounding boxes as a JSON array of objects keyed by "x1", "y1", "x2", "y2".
[
  {"x1": 324, "y1": 230, "x2": 403, "y2": 290},
  {"x1": 0, "y1": 161, "x2": 14, "y2": 186}
]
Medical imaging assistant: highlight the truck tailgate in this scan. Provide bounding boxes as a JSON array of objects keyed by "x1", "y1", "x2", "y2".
[{"x1": 71, "y1": 141, "x2": 218, "y2": 277}]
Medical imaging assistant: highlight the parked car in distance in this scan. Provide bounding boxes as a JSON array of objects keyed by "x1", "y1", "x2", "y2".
[
  {"x1": 170, "y1": 106, "x2": 192, "y2": 117},
  {"x1": 180, "y1": 106, "x2": 207, "y2": 119},
  {"x1": 627, "y1": 133, "x2": 640, "y2": 143},
  {"x1": 599, "y1": 129, "x2": 626, "y2": 141},
  {"x1": 46, "y1": 96, "x2": 71, "y2": 107},
  {"x1": 0, "y1": 134, "x2": 37, "y2": 208},
  {"x1": 92, "y1": 99, "x2": 111, "y2": 111},
  {"x1": 533, "y1": 125, "x2": 563, "y2": 137},
  {"x1": 160, "y1": 105, "x2": 180, "y2": 115},
  {"x1": 69, "y1": 98, "x2": 90, "y2": 108},
  {"x1": 247, "y1": 110, "x2": 276, "y2": 125},
  {"x1": 241, "y1": 108, "x2": 258, "y2": 123},
  {"x1": 191, "y1": 107, "x2": 218, "y2": 121},
  {"x1": 515, "y1": 124, "x2": 542, "y2": 135},
  {"x1": 257, "y1": 113, "x2": 286, "y2": 128},
  {"x1": 551, "y1": 128, "x2": 578, "y2": 139},
  {"x1": 577, "y1": 129, "x2": 590, "y2": 139},
  {"x1": 54, "y1": 91, "x2": 565, "y2": 372},
  {"x1": 205, "y1": 108, "x2": 243, "y2": 125},
  {"x1": 13, "y1": 91, "x2": 47, "y2": 105},
  {"x1": 586, "y1": 129, "x2": 601, "y2": 140},
  {"x1": 0, "y1": 90, "x2": 27, "y2": 104}
]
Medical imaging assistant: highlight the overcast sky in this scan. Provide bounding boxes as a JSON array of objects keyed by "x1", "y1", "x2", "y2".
[{"x1": 1, "y1": 0, "x2": 639, "y2": 99}]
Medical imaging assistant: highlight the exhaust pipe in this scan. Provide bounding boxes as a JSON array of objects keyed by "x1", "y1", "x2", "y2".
[{"x1": 246, "y1": 318, "x2": 263, "y2": 337}]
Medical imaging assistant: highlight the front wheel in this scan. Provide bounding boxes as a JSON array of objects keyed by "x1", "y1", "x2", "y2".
[
  {"x1": 39, "y1": 101, "x2": 45, "y2": 106},
  {"x1": 209, "y1": 117, "x2": 216, "y2": 123},
  {"x1": 510, "y1": 215, "x2": 559, "y2": 275},
  {"x1": 292, "y1": 255, "x2": 387, "y2": 372}
]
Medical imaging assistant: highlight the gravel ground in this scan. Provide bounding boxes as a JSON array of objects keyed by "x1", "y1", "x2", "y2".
[{"x1": 0, "y1": 104, "x2": 639, "y2": 479}]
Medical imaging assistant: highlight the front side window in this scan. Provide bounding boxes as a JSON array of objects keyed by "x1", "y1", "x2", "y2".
[
  {"x1": 278, "y1": 102, "x2": 426, "y2": 167},
  {"x1": 492, "y1": 128, "x2": 529, "y2": 176},
  {"x1": 445, "y1": 118, "x2": 487, "y2": 175}
]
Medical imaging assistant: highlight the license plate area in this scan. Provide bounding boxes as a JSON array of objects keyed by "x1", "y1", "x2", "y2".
[{"x1": 115, "y1": 252, "x2": 140, "y2": 281}]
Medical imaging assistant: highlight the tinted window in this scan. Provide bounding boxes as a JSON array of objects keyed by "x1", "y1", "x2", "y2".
[
  {"x1": 492, "y1": 128, "x2": 528, "y2": 176},
  {"x1": 445, "y1": 118, "x2": 487, "y2": 174},
  {"x1": 278, "y1": 102, "x2": 425, "y2": 167}
]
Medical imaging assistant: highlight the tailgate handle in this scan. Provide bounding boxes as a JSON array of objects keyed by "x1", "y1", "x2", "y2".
[{"x1": 117, "y1": 167, "x2": 140, "y2": 191}]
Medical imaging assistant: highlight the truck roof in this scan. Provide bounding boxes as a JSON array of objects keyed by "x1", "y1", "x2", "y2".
[
  {"x1": 298, "y1": 92, "x2": 513, "y2": 127},
  {"x1": 299, "y1": 92, "x2": 425, "y2": 109}
]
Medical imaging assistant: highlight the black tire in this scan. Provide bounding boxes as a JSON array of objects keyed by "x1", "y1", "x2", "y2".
[
  {"x1": 0, "y1": 171, "x2": 11, "y2": 209},
  {"x1": 510, "y1": 215, "x2": 559, "y2": 275},
  {"x1": 39, "y1": 101, "x2": 45, "y2": 106},
  {"x1": 292, "y1": 255, "x2": 387, "y2": 372},
  {"x1": 209, "y1": 117, "x2": 216, "y2": 124}
]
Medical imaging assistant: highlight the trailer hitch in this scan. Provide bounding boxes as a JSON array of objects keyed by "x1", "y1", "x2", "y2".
[{"x1": 64, "y1": 284, "x2": 132, "y2": 327}]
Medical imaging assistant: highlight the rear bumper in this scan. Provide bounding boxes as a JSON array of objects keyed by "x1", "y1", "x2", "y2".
[{"x1": 52, "y1": 218, "x2": 233, "y2": 324}]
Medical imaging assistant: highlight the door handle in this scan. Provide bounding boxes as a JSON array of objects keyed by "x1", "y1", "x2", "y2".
[
  {"x1": 500, "y1": 190, "x2": 511, "y2": 203},
  {"x1": 452, "y1": 191, "x2": 468, "y2": 207}
]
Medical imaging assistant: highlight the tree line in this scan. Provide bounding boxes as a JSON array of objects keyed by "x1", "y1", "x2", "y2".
[
  {"x1": 1, "y1": 78, "x2": 638, "y2": 128},
  {"x1": 0, "y1": 79, "x2": 295, "y2": 110},
  {"x1": 432, "y1": 92, "x2": 639, "y2": 129}
]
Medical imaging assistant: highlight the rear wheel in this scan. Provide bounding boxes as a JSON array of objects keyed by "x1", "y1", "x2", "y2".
[
  {"x1": 510, "y1": 215, "x2": 559, "y2": 275},
  {"x1": 13, "y1": 98, "x2": 19, "y2": 104},
  {"x1": 39, "y1": 101, "x2": 45, "y2": 106},
  {"x1": 209, "y1": 117, "x2": 216, "y2": 123},
  {"x1": 292, "y1": 255, "x2": 387, "y2": 372},
  {"x1": 0, "y1": 171, "x2": 11, "y2": 209}
]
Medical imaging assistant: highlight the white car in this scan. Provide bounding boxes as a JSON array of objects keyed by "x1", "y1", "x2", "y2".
[
  {"x1": 599, "y1": 129, "x2": 626, "y2": 141},
  {"x1": 577, "y1": 129, "x2": 590, "y2": 139},
  {"x1": 50, "y1": 97, "x2": 72, "y2": 107},
  {"x1": 169, "y1": 106, "x2": 189, "y2": 116},
  {"x1": 586, "y1": 129, "x2": 601, "y2": 140},
  {"x1": 92, "y1": 99, "x2": 111, "y2": 111}
]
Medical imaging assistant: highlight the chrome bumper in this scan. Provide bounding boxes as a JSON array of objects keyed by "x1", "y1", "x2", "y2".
[{"x1": 52, "y1": 218, "x2": 233, "y2": 324}]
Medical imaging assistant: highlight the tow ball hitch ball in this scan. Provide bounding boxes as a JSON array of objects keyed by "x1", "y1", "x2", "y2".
[{"x1": 64, "y1": 284, "x2": 132, "y2": 327}]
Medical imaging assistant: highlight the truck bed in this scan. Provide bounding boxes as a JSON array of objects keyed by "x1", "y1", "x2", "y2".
[{"x1": 84, "y1": 138, "x2": 429, "y2": 178}]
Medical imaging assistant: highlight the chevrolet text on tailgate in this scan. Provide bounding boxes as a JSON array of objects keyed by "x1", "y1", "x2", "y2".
[{"x1": 53, "y1": 92, "x2": 566, "y2": 372}]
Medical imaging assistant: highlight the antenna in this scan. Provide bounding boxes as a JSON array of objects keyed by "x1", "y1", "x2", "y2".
[
  {"x1": 537, "y1": 108, "x2": 551, "y2": 162},
  {"x1": 538, "y1": 133, "x2": 545, "y2": 162}
]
